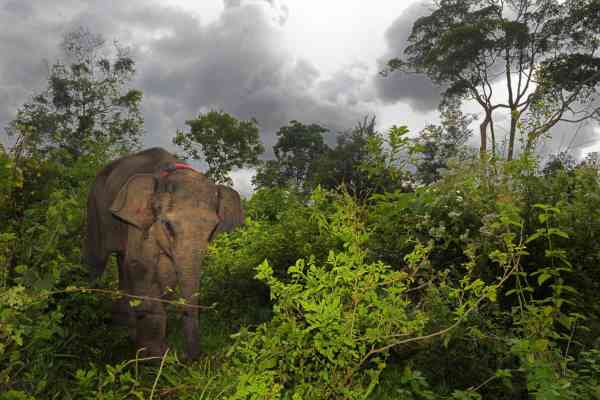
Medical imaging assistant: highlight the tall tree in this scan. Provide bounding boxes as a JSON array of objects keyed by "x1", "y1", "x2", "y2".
[
  {"x1": 174, "y1": 110, "x2": 264, "y2": 185},
  {"x1": 6, "y1": 27, "x2": 143, "y2": 161},
  {"x1": 413, "y1": 97, "x2": 475, "y2": 184},
  {"x1": 312, "y1": 116, "x2": 409, "y2": 199},
  {"x1": 253, "y1": 120, "x2": 329, "y2": 192},
  {"x1": 385, "y1": 0, "x2": 600, "y2": 160},
  {"x1": 252, "y1": 159, "x2": 291, "y2": 189},
  {"x1": 311, "y1": 116, "x2": 377, "y2": 198}
]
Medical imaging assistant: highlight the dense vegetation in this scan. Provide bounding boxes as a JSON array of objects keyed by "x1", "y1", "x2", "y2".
[
  {"x1": 4, "y1": 124, "x2": 600, "y2": 399},
  {"x1": 2, "y1": 1, "x2": 600, "y2": 397}
]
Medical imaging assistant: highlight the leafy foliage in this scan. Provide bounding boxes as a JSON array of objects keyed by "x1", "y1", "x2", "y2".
[
  {"x1": 412, "y1": 97, "x2": 475, "y2": 184},
  {"x1": 255, "y1": 116, "x2": 415, "y2": 199},
  {"x1": 6, "y1": 27, "x2": 143, "y2": 163},
  {"x1": 254, "y1": 120, "x2": 330, "y2": 192},
  {"x1": 227, "y1": 193, "x2": 429, "y2": 399},
  {"x1": 174, "y1": 110, "x2": 264, "y2": 184},
  {"x1": 312, "y1": 117, "x2": 412, "y2": 199}
]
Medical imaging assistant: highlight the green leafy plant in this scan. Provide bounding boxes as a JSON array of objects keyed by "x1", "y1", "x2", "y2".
[{"x1": 174, "y1": 110, "x2": 264, "y2": 184}]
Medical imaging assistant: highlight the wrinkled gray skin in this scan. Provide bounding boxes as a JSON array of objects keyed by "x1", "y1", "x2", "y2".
[{"x1": 83, "y1": 147, "x2": 243, "y2": 359}]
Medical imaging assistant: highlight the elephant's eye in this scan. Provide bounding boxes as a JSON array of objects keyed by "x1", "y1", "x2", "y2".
[{"x1": 162, "y1": 219, "x2": 176, "y2": 237}]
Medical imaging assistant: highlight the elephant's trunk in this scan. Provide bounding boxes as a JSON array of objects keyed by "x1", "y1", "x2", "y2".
[{"x1": 173, "y1": 242, "x2": 205, "y2": 360}]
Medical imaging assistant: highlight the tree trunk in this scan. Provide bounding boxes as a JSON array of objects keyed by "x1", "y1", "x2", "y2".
[
  {"x1": 507, "y1": 107, "x2": 518, "y2": 161},
  {"x1": 490, "y1": 119, "x2": 496, "y2": 159},
  {"x1": 479, "y1": 111, "x2": 491, "y2": 160}
]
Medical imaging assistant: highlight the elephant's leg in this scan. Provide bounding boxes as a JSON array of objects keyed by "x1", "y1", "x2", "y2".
[
  {"x1": 112, "y1": 253, "x2": 133, "y2": 330},
  {"x1": 135, "y1": 283, "x2": 167, "y2": 358},
  {"x1": 119, "y1": 253, "x2": 138, "y2": 341},
  {"x1": 128, "y1": 258, "x2": 168, "y2": 358}
]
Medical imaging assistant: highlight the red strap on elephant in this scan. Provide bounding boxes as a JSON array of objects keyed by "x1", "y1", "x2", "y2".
[
  {"x1": 174, "y1": 163, "x2": 195, "y2": 172},
  {"x1": 159, "y1": 163, "x2": 196, "y2": 177}
]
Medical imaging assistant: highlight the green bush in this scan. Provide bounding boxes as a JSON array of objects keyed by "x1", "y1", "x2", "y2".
[
  {"x1": 227, "y1": 195, "x2": 429, "y2": 399},
  {"x1": 200, "y1": 187, "x2": 345, "y2": 324}
]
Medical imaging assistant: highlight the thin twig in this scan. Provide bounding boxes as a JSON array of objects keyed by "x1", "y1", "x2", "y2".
[
  {"x1": 150, "y1": 348, "x2": 169, "y2": 400},
  {"x1": 405, "y1": 280, "x2": 432, "y2": 294},
  {"x1": 563, "y1": 321, "x2": 577, "y2": 376},
  {"x1": 468, "y1": 372, "x2": 501, "y2": 393},
  {"x1": 1, "y1": 286, "x2": 217, "y2": 310}
]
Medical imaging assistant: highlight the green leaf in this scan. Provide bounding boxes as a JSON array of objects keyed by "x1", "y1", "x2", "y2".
[
  {"x1": 537, "y1": 272, "x2": 552, "y2": 286},
  {"x1": 129, "y1": 299, "x2": 141, "y2": 308}
]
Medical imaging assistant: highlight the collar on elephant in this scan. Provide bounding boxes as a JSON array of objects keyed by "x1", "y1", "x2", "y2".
[{"x1": 159, "y1": 163, "x2": 196, "y2": 177}]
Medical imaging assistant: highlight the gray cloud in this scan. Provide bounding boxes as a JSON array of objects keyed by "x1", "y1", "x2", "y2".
[
  {"x1": 537, "y1": 115, "x2": 600, "y2": 161},
  {"x1": 0, "y1": 0, "x2": 370, "y2": 159},
  {"x1": 373, "y1": 1, "x2": 509, "y2": 113},
  {"x1": 2, "y1": 0, "x2": 595, "y2": 174},
  {"x1": 318, "y1": 63, "x2": 376, "y2": 107},
  {"x1": 133, "y1": 1, "x2": 371, "y2": 152},
  {"x1": 374, "y1": 2, "x2": 442, "y2": 112},
  {"x1": 0, "y1": 1, "x2": 61, "y2": 147},
  {"x1": 224, "y1": 0, "x2": 289, "y2": 25}
]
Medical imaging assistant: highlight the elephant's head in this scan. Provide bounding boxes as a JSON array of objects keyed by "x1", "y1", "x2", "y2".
[{"x1": 107, "y1": 162, "x2": 243, "y2": 358}]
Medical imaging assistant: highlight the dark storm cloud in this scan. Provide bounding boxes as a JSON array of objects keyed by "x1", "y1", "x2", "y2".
[
  {"x1": 134, "y1": 1, "x2": 369, "y2": 151},
  {"x1": 0, "y1": 0, "x2": 369, "y2": 154},
  {"x1": 0, "y1": 1, "x2": 61, "y2": 147},
  {"x1": 374, "y1": 2, "x2": 443, "y2": 112}
]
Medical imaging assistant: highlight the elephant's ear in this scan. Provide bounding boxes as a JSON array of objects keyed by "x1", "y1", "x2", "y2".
[
  {"x1": 214, "y1": 185, "x2": 244, "y2": 236},
  {"x1": 110, "y1": 174, "x2": 156, "y2": 229}
]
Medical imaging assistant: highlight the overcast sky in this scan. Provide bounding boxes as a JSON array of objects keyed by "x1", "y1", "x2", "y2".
[{"x1": 1, "y1": 0, "x2": 598, "y2": 193}]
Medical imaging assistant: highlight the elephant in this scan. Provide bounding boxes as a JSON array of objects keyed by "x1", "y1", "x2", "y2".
[{"x1": 83, "y1": 147, "x2": 243, "y2": 359}]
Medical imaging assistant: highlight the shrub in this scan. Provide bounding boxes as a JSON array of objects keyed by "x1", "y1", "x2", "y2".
[{"x1": 227, "y1": 194, "x2": 429, "y2": 399}]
